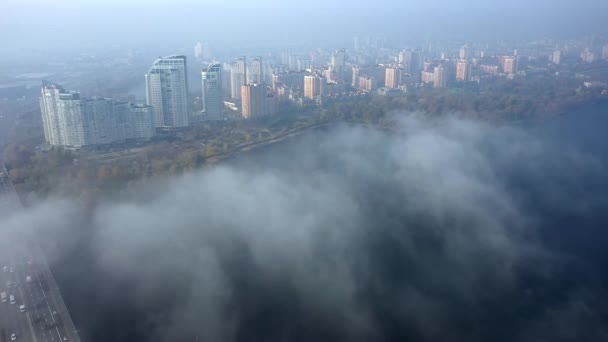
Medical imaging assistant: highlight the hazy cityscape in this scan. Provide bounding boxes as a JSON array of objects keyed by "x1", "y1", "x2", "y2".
[{"x1": 2, "y1": 1, "x2": 608, "y2": 341}]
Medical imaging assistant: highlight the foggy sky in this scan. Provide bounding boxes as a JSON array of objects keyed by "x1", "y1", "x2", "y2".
[
  {"x1": 2, "y1": 0, "x2": 607, "y2": 58},
  {"x1": 2, "y1": 111, "x2": 608, "y2": 341}
]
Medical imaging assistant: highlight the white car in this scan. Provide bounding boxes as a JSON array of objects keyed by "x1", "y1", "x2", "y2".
[
  {"x1": 10, "y1": 333, "x2": 16, "y2": 341},
  {"x1": 19, "y1": 304, "x2": 26, "y2": 312}
]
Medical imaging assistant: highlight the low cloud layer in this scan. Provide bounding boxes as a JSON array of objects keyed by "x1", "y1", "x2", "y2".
[{"x1": 2, "y1": 113, "x2": 608, "y2": 341}]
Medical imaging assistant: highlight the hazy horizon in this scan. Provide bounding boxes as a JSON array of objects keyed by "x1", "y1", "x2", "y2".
[{"x1": 2, "y1": 0, "x2": 608, "y2": 58}]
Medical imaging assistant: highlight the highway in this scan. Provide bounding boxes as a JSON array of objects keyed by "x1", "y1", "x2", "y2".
[{"x1": 0, "y1": 170, "x2": 81, "y2": 342}]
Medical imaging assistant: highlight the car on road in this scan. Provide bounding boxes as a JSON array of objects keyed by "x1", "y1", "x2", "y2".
[
  {"x1": 1, "y1": 292, "x2": 6, "y2": 302},
  {"x1": 2, "y1": 266, "x2": 7, "y2": 272},
  {"x1": 9, "y1": 295, "x2": 15, "y2": 304},
  {"x1": 9, "y1": 267, "x2": 14, "y2": 273},
  {"x1": 25, "y1": 276, "x2": 31, "y2": 283},
  {"x1": 10, "y1": 333, "x2": 16, "y2": 341},
  {"x1": 19, "y1": 304, "x2": 26, "y2": 312}
]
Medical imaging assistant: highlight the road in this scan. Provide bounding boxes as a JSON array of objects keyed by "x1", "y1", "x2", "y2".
[{"x1": 0, "y1": 171, "x2": 81, "y2": 342}]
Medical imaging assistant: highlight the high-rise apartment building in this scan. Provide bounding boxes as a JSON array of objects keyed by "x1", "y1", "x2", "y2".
[
  {"x1": 248, "y1": 57, "x2": 264, "y2": 85},
  {"x1": 194, "y1": 42, "x2": 204, "y2": 61},
  {"x1": 241, "y1": 83, "x2": 265, "y2": 119},
  {"x1": 581, "y1": 48, "x2": 596, "y2": 63},
  {"x1": 400, "y1": 49, "x2": 422, "y2": 75},
  {"x1": 41, "y1": 81, "x2": 155, "y2": 147},
  {"x1": 201, "y1": 63, "x2": 224, "y2": 120},
  {"x1": 231, "y1": 57, "x2": 247, "y2": 99},
  {"x1": 125, "y1": 104, "x2": 156, "y2": 140},
  {"x1": 352, "y1": 66, "x2": 360, "y2": 87},
  {"x1": 502, "y1": 56, "x2": 517, "y2": 74},
  {"x1": 552, "y1": 50, "x2": 562, "y2": 65},
  {"x1": 456, "y1": 60, "x2": 471, "y2": 81},
  {"x1": 145, "y1": 55, "x2": 189, "y2": 128},
  {"x1": 358, "y1": 76, "x2": 375, "y2": 92},
  {"x1": 433, "y1": 66, "x2": 447, "y2": 88},
  {"x1": 304, "y1": 75, "x2": 326, "y2": 100},
  {"x1": 385, "y1": 67, "x2": 401, "y2": 88},
  {"x1": 459, "y1": 44, "x2": 474, "y2": 59},
  {"x1": 330, "y1": 49, "x2": 346, "y2": 81}
]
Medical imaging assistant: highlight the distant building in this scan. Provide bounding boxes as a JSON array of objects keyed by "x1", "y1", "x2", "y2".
[
  {"x1": 351, "y1": 66, "x2": 360, "y2": 87},
  {"x1": 248, "y1": 57, "x2": 264, "y2": 85},
  {"x1": 480, "y1": 64, "x2": 499, "y2": 75},
  {"x1": 352, "y1": 65, "x2": 385, "y2": 90},
  {"x1": 400, "y1": 49, "x2": 422, "y2": 75},
  {"x1": 125, "y1": 104, "x2": 156, "y2": 140},
  {"x1": 194, "y1": 42, "x2": 204, "y2": 61},
  {"x1": 273, "y1": 71, "x2": 306, "y2": 92},
  {"x1": 459, "y1": 44, "x2": 474, "y2": 59},
  {"x1": 304, "y1": 75, "x2": 326, "y2": 100},
  {"x1": 230, "y1": 57, "x2": 247, "y2": 99},
  {"x1": 385, "y1": 67, "x2": 401, "y2": 88},
  {"x1": 581, "y1": 48, "x2": 596, "y2": 63},
  {"x1": 330, "y1": 49, "x2": 346, "y2": 81},
  {"x1": 433, "y1": 65, "x2": 447, "y2": 88},
  {"x1": 456, "y1": 60, "x2": 471, "y2": 81},
  {"x1": 265, "y1": 93, "x2": 279, "y2": 116},
  {"x1": 358, "y1": 75, "x2": 375, "y2": 92},
  {"x1": 501, "y1": 56, "x2": 517, "y2": 74},
  {"x1": 289, "y1": 55, "x2": 311, "y2": 72},
  {"x1": 241, "y1": 83, "x2": 265, "y2": 119},
  {"x1": 40, "y1": 81, "x2": 155, "y2": 147},
  {"x1": 145, "y1": 55, "x2": 189, "y2": 128},
  {"x1": 552, "y1": 50, "x2": 562, "y2": 65},
  {"x1": 201, "y1": 63, "x2": 224, "y2": 121},
  {"x1": 421, "y1": 70, "x2": 434, "y2": 84}
]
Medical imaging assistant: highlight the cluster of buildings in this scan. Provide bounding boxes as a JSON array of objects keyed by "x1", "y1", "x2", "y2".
[
  {"x1": 40, "y1": 81, "x2": 155, "y2": 148},
  {"x1": 227, "y1": 56, "x2": 278, "y2": 118},
  {"x1": 40, "y1": 38, "x2": 608, "y2": 148},
  {"x1": 41, "y1": 55, "x2": 191, "y2": 148}
]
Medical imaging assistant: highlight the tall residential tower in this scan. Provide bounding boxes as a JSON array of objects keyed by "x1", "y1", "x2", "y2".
[
  {"x1": 145, "y1": 55, "x2": 189, "y2": 128},
  {"x1": 248, "y1": 57, "x2": 264, "y2": 85},
  {"x1": 230, "y1": 57, "x2": 247, "y2": 99},
  {"x1": 201, "y1": 63, "x2": 224, "y2": 120}
]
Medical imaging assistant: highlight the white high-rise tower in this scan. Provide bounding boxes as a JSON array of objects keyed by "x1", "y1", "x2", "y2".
[
  {"x1": 202, "y1": 63, "x2": 224, "y2": 121},
  {"x1": 145, "y1": 55, "x2": 189, "y2": 128}
]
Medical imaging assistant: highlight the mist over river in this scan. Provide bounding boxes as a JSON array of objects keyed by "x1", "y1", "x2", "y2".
[{"x1": 41, "y1": 103, "x2": 608, "y2": 342}]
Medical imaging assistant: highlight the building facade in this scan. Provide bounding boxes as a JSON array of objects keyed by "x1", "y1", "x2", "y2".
[
  {"x1": 459, "y1": 44, "x2": 474, "y2": 59},
  {"x1": 241, "y1": 83, "x2": 265, "y2": 119},
  {"x1": 501, "y1": 56, "x2": 517, "y2": 74},
  {"x1": 145, "y1": 55, "x2": 189, "y2": 128},
  {"x1": 230, "y1": 57, "x2": 247, "y2": 99},
  {"x1": 40, "y1": 82, "x2": 155, "y2": 147},
  {"x1": 385, "y1": 67, "x2": 401, "y2": 88},
  {"x1": 330, "y1": 49, "x2": 346, "y2": 81},
  {"x1": 456, "y1": 60, "x2": 471, "y2": 81},
  {"x1": 248, "y1": 57, "x2": 264, "y2": 85},
  {"x1": 433, "y1": 65, "x2": 447, "y2": 88},
  {"x1": 202, "y1": 63, "x2": 224, "y2": 120},
  {"x1": 304, "y1": 75, "x2": 327, "y2": 100}
]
